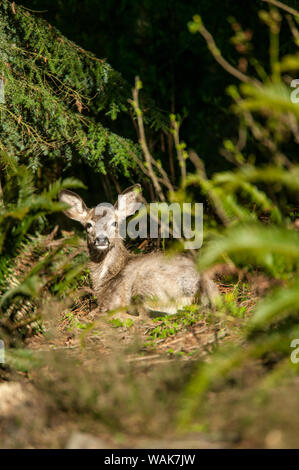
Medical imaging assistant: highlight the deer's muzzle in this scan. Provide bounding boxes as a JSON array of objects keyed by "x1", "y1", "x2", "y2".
[{"x1": 95, "y1": 236, "x2": 110, "y2": 249}]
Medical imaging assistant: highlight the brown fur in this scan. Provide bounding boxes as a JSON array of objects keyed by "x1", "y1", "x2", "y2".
[{"x1": 59, "y1": 187, "x2": 218, "y2": 315}]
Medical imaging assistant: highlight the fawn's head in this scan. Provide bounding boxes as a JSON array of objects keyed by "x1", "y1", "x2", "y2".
[{"x1": 59, "y1": 185, "x2": 142, "y2": 253}]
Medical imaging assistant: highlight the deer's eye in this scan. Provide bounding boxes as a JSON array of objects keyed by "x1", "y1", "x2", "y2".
[
  {"x1": 86, "y1": 223, "x2": 92, "y2": 231},
  {"x1": 111, "y1": 221, "x2": 117, "y2": 227}
]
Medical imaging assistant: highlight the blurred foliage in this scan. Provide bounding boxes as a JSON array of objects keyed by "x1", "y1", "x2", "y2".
[
  {"x1": 175, "y1": 3, "x2": 299, "y2": 428},
  {"x1": 0, "y1": 151, "x2": 88, "y2": 344}
]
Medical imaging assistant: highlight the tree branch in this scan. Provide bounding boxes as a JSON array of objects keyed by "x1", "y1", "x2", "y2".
[
  {"x1": 192, "y1": 17, "x2": 261, "y2": 87},
  {"x1": 129, "y1": 77, "x2": 171, "y2": 201},
  {"x1": 262, "y1": 0, "x2": 299, "y2": 17}
]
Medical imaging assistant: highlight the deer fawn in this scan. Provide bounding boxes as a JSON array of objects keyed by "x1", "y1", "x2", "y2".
[{"x1": 59, "y1": 185, "x2": 218, "y2": 315}]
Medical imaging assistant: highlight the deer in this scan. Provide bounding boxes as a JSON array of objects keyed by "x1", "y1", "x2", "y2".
[{"x1": 59, "y1": 185, "x2": 218, "y2": 316}]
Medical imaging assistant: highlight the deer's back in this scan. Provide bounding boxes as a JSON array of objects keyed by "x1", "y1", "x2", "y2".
[
  {"x1": 97, "y1": 252, "x2": 202, "y2": 314},
  {"x1": 127, "y1": 252, "x2": 199, "y2": 296}
]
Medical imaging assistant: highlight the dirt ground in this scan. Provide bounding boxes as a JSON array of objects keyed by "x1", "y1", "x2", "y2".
[{"x1": 1, "y1": 272, "x2": 298, "y2": 449}]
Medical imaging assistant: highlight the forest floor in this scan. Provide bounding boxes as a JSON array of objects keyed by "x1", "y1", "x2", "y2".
[{"x1": 1, "y1": 269, "x2": 299, "y2": 449}]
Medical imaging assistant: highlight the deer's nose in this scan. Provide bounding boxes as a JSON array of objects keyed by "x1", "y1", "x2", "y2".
[{"x1": 95, "y1": 235, "x2": 109, "y2": 247}]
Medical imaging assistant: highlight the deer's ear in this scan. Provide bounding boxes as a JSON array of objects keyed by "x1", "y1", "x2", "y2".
[
  {"x1": 115, "y1": 184, "x2": 143, "y2": 221},
  {"x1": 59, "y1": 190, "x2": 89, "y2": 224}
]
